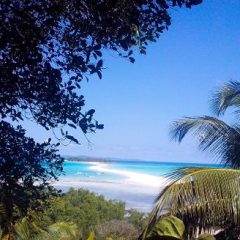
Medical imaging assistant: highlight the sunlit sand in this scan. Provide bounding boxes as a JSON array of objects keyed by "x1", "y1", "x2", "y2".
[{"x1": 53, "y1": 162, "x2": 168, "y2": 212}]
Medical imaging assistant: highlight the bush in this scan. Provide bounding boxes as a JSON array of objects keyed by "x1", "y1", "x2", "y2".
[
  {"x1": 36, "y1": 188, "x2": 125, "y2": 235},
  {"x1": 95, "y1": 220, "x2": 138, "y2": 240}
]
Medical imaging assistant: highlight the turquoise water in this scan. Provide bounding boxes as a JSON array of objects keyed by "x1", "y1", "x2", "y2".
[
  {"x1": 62, "y1": 160, "x2": 221, "y2": 181},
  {"x1": 62, "y1": 161, "x2": 121, "y2": 181},
  {"x1": 58, "y1": 160, "x2": 222, "y2": 212},
  {"x1": 112, "y1": 160, "x2": 220, "y2": 175}
]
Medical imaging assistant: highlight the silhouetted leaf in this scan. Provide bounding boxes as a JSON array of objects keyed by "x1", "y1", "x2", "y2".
[
  {"x1": 68, "y1": 123, "x2": 77, "y2": 129},
  {"x1": 66, "y1": 135, "x2": 79, "y2": 144},
  {"x1": 129, "y1": 57, "x2": 135, "y2": 63},
  {"x1": 97, "y1": 59, "x2": 103, "y2": 69},
  {"x1": 97, "y1": 71, "x2": 102, "y2": 79},
  {"x1": 87, "y1": 109, "x2": 95, "y2": 116},
  {"x1": 97, "y1": 124, "x2": 104, "y2": 129}
]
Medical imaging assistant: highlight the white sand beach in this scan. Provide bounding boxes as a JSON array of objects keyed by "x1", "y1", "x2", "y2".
[
  {"x1": 89, "y1": 163, "x2": 167, "y2": 187},
  {"x1": 53, "y1": 162, "x2": 168, "y2": 212}
]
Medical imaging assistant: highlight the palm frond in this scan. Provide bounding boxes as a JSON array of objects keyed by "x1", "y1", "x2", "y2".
[
  {"x1": 170, "y1": 116, "x2": 240, "y2": 168},
  {"x1": 29, "y1": 222, "x2": 82, "y2": 240},
  {"x1": 144, "y1": 167, "x2": 240, "y2": 239},
  {"x1": 211, "y1": 81, "x2": 240, "y2": 116},
  {"x1": 33, "y1": 231, "x2": 62, "y2": 240},
  {"x1": 14, "y1": 219, "x2": 31, "y2": 240},
  {"x1": 48, "y1": 222, "x2": 82, "y2": 240},
  {"x1": 14, "y1": 217, "x2": 47, "y2": 240}
]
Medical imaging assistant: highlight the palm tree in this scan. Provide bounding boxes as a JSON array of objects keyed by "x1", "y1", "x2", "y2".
[
  {"x1": 0, "y1": 217, "x2": 83, "y2": 240},
  {"x1": 144, "y1": 81, "x2": 240, "y2": 239}
]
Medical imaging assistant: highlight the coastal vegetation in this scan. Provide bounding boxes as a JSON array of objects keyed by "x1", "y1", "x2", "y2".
[
  {"x1": 0, "y1": 1, "x2": 202, "y2": 237},
  {"x1": 0, "y1": 188, "x2": 147, "y2": 240},
  {"x1": 3, "y1": 1, "x2": 239, "y2": 240},
  {"x1": 144, "y1": 81, "x2": 240, "y2": 239},
  {"x1": 38, "y1": 188, "x2": 126, "y2": 235}
]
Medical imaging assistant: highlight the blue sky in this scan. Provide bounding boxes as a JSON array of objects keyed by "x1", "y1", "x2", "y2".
[{"x1": 24, "y1": 0, "x2": 240, "y2": 163}]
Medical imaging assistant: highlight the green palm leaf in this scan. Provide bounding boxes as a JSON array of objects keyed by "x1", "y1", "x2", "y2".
[
  {"x1": 170, "y1": 116, "x2": 240, "y2": 168},
  {"x1": 211, "y1": 81, "x2": 240, "y2": 116},
  {"x1": 14, "y1": 217, "x2": 47, "y2": 240},
  {"x1": 33, "y1": 231, "x2": 62, "y2": 240},
  {"x1": 145, "y1": 168, "x2": 240, "y2": 239},
  {"x1": 31, "y1": 222, "x2": 82, "y2": 240},
  {"x1": 48, "y1": 222, "x2": 82, "y2": 240}
]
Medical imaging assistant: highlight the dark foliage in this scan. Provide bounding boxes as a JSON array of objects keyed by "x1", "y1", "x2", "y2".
[
  {"x1": 0, "y1": 121, "x2": 63, "y2": 232},
  {"x1": 215, "y1": 225, "x2": 240, "y2": 240},
  {"x1": 0, "y1": 0, "x2": 202, "y2": 233},
  {"x1": 0, "y1": 0, "x2": 202, "y2": 133}
]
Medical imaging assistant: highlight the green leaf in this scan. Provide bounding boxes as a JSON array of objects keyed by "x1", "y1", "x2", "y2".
[
  {"x1": 170, "y1": 116, "x2": 240, "y2": 168},
  {"x1": 87, "y1": 231, "x2": 95, "y2": 240},
  {"x1": 146, "y1": 168, "x2": 240, "y2": 239},
  {"x1": 147, "y1": 215, "x2": 185, "y2": 240}
]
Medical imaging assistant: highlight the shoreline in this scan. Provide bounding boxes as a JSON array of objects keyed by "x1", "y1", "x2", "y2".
[
  {"x1": 58, "y1": 160, "x2": 221, "y2": 212},
  {"x1": 88, "y1": 162, "x2": 167, "y2": 187},
  {"x1": 53, "y1": 178, "x2": 162, "y2": 212},
  {"x1": 64, "y1": 157, "x2": 221, "y2": 167},
  {"x1": 54, "y1": 161, "x2": 168, "y2": 212}
]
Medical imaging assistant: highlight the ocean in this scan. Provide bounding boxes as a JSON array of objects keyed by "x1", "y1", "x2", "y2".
[{"x1": 53, "y1": 160, "x2": 221, "y2": 212}]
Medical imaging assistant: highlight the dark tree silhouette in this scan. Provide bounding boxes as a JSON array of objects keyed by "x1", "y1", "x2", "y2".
[
  {"x1": 0, "y1": 121, "x2": 63, "y2": 232},
  {"x1": 0, "y1": 0, "x2": 202, "y2": 231}
]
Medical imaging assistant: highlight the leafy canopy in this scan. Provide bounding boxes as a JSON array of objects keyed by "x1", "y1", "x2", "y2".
[
  {"x1": 34, "y1": 188, "x2": 125, "y2": 235},
  {"x1": 0, "y1": 0, "x2": 202, "y2": 233},
  {"x1": 1, "y1": 0, "x2": 202, "y2": 135},
  {"x1": 0, "y1": 121, "x2": 63, "y2": 233}
]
